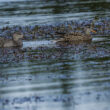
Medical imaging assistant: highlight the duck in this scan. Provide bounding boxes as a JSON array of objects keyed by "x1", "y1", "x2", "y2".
[
  {"x1": 0, "y1": 32, "x2": 23, "y2": 48},
  {"x1": 55, "y1": 27, "x2": 96, "y2": 44}
]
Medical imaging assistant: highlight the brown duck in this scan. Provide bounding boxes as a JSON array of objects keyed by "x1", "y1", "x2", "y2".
[
  {"x1": 55, "y1": 28, "x2": 96, "y2": 44},
  {"x1": 0, "y1": 32, "x2": 23, "y2": 48}
]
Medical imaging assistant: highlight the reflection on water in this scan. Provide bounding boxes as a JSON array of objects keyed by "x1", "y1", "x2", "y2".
[
  {"x1": 0, "y1": 36, "x2": 110, "y2": 110},
  {"x1": 0, "y1": 0, "x2": 110, "y2": 27},
  {"x1": 23, "y1": 40, "x2": 56, "y2": 48},
  {"x1": 0, "y1": 0, "x2": 110, "y2": 110}
]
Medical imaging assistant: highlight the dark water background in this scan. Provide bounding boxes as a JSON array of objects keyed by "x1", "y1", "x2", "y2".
[
  {"x1": 0, "y1": 0, "x2": 110, "y2": 27},
  {"x1": 0, "y1": 0, "x2": 110, "y2": 110}
]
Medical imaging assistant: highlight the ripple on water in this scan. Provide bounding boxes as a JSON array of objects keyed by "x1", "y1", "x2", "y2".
[{"x1": 0, "y1": 17, "x2": 110, "y2": 110}]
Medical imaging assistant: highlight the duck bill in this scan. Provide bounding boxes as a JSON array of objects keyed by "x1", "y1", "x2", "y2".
[{"x1": 91, "y1": 30, "x2": 96, "y2": 33}]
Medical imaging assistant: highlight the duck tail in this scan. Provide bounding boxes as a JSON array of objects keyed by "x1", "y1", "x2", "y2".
[{"x1": 52, "y1": 38, "x2": 64, "y2": 43}]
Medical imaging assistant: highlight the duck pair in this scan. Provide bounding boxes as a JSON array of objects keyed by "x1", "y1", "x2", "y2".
[
  {"x1": 0, "y1": 27, "x2": 96, "y2": 48},
  {"x1": 0, "y1": 33, "x2": 23, "y2": 48}
]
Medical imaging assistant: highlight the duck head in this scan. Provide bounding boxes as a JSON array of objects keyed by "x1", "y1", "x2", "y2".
[
  {"x1": 85, "y1": 27, "x2": 96, "y2": 35},
  {"x1": 13, "y1": 32, "x2": 24, "y2": 41}
]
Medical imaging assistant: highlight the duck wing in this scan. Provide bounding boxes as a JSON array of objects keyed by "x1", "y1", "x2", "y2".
[{"x1": 55, "y1": 32, "x2": 66, "y2": 36}]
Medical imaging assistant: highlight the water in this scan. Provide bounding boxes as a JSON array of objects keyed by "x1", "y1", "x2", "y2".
[
  {"x1": 0, "y1": 0, "x2": 110, "y2": 110},
  {"x1": 23, "y1": 40, "x2": 56, "y2": 48},
  {"x1": 0, "y1": 0, "x2": 110, "y2": 27}
]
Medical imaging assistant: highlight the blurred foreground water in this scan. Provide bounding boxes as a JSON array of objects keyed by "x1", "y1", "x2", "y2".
[{"x1": 0, "y1": 0, "x2": 110, "y2": 110}]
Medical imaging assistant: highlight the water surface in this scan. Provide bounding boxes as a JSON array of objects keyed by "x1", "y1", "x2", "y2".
[
  {"x1": 0, "y1": 0, "x2": 110, "y2": 110},
  {"x1": 0, "y1": 0, "x2": 110, "y2": 27}
]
